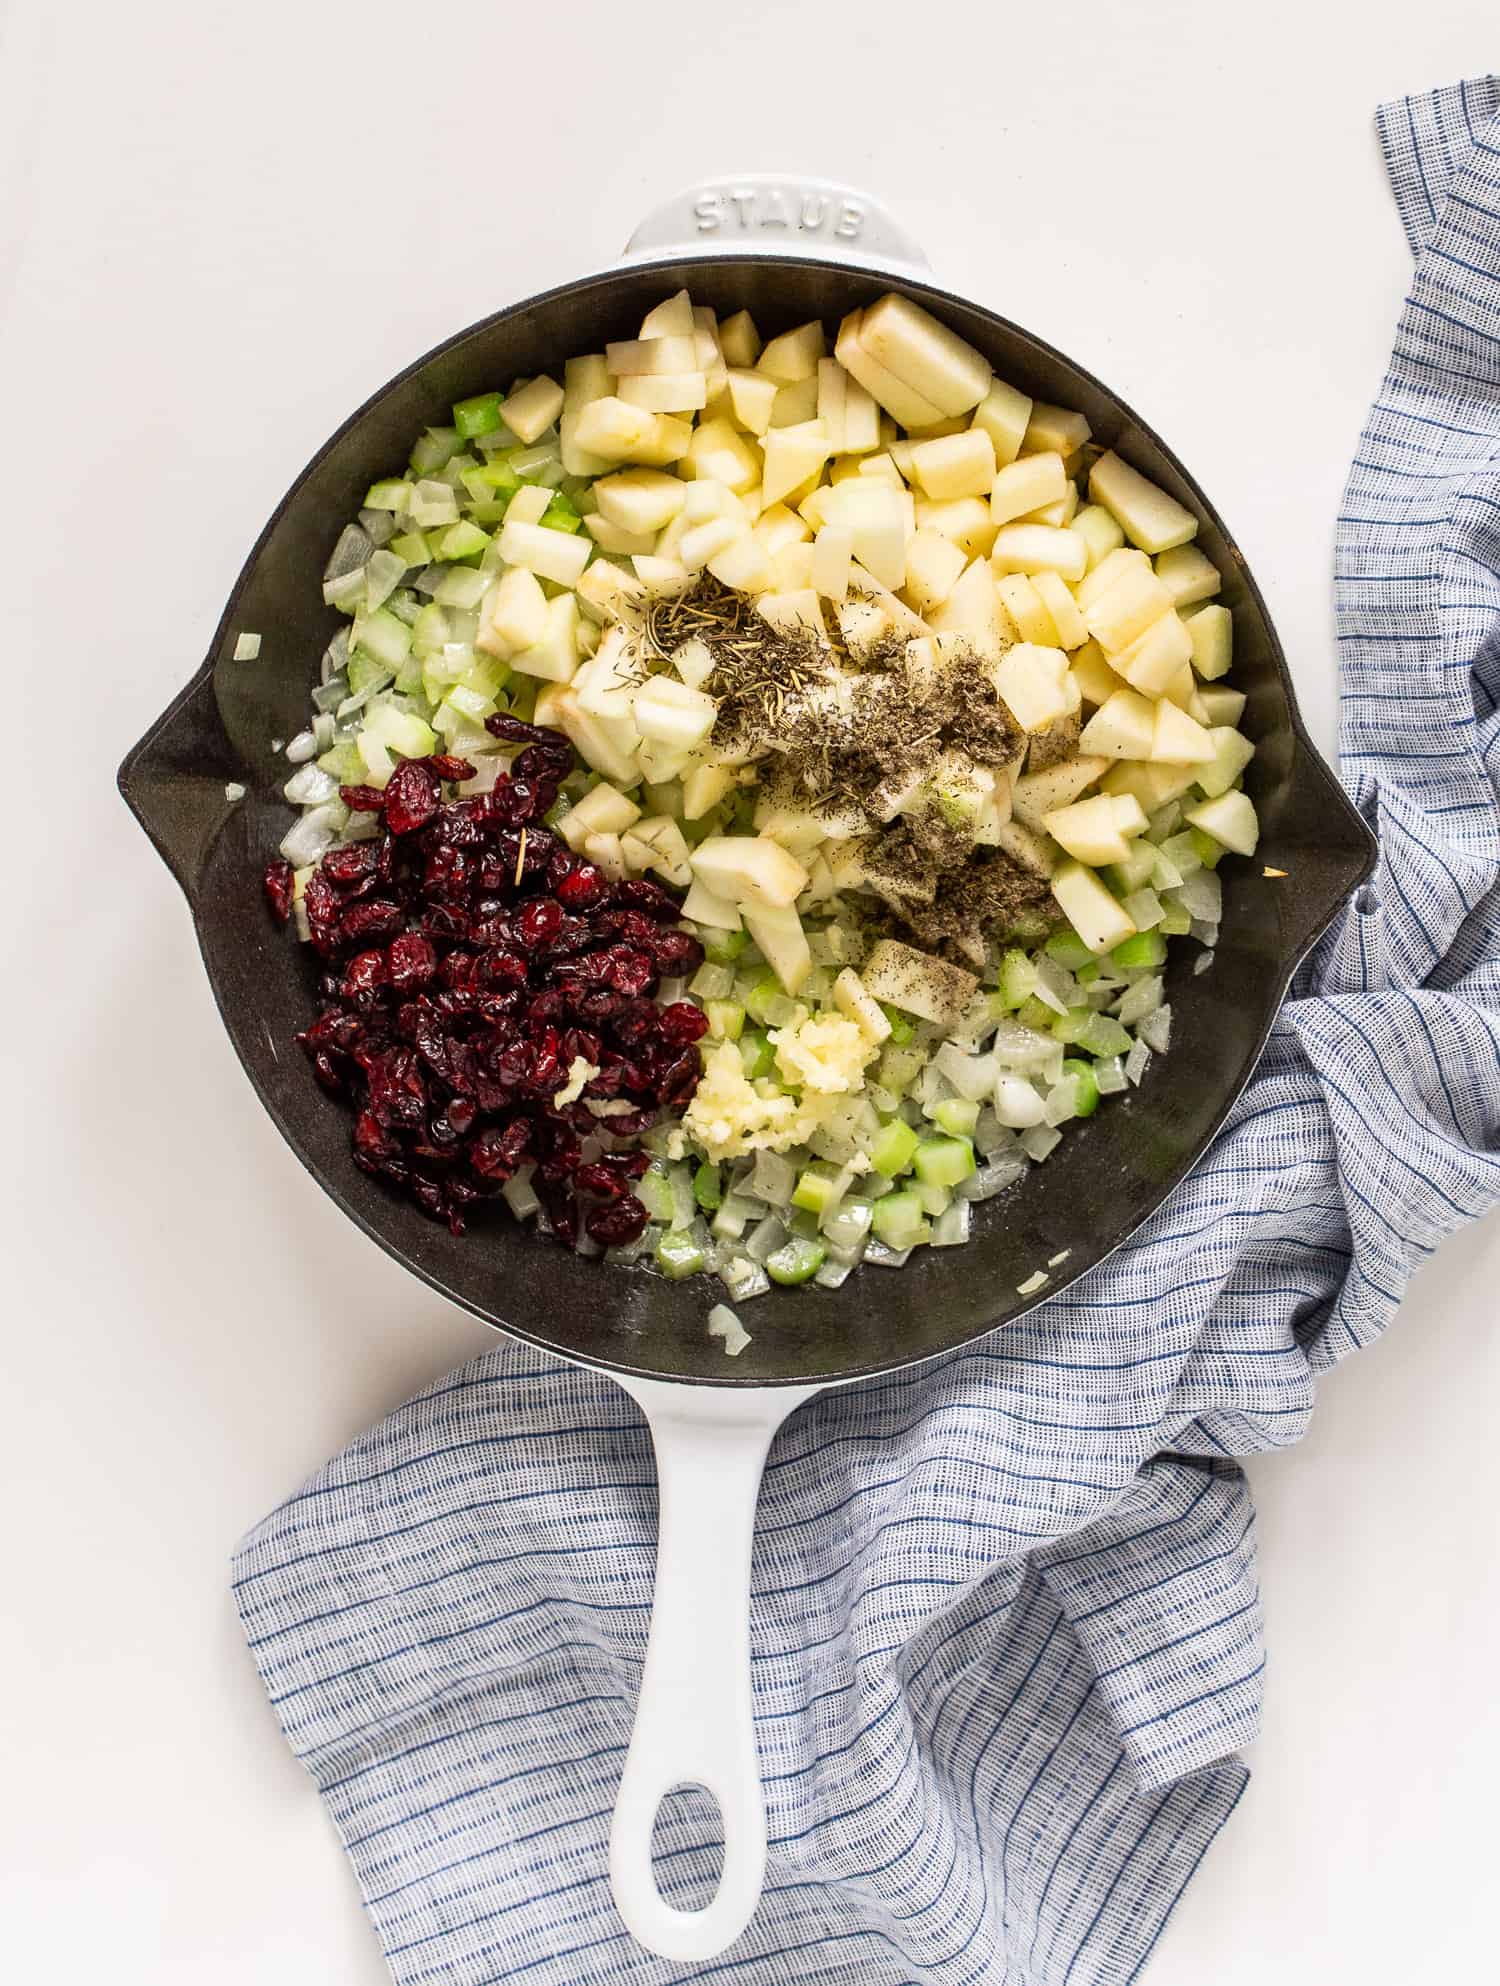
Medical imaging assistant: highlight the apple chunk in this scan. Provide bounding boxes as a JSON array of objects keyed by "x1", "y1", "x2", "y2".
[
  {"x1": 1088, "y1": 451, "x2": 1198, "y2": 554},
  {"x1": 1051, "y1": 861, "x2": 1137, "y2": 953},
  {"x1": 742, "y1": 901, "x2": 812, "y2": 993},
  {"x1": 691, "y1": 834, "x2": 809, "y2": 909},
  {"x1": 858, "y1": 293, "x2": 993, "y2": 417}
]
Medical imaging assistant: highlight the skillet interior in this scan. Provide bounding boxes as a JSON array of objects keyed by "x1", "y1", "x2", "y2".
[{"x1": 119, "y1": 255, "x2": 1375, "y2": 1385}]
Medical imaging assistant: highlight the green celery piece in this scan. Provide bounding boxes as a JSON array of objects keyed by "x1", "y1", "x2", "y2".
[
  {"x1": 438, "y1": 520, "x2": 490, "y2": 562},
  {"x1": 636, "y1": 1167, "x2": 676, "y2": 1225},
  {"x1": 870, "y1": 1189, "x2": 928, "y2": 1250},
  {"x1": 870, "y1": 1119, "x2": 920, "y2": 1177},
  {"x1": 394, "y1": 654, "x2": 425, "y2": 697},
  {"x1": 1075, "y1": 960, "x2": 1100, "y2": 986},
  {"x1": 346, "y1": 652, "x2": 394, "y2": 696},
  {"x1": 744, "y1": 972, "x2": 784, "y2": 1026},
  {"x1": 877, "y1": 1043, "x2": 927, "y2": 1096},
  {"x1": 791, "y1": 1166, "x2": 839, "y2": 1215},
  {"x1": 879, "y1": 1002, "x2": 916, "y2": 1044},
  {"x1": 912, "y1": 1179, "x2": 952, "y2": 1217},
  {"x1": 365, "y1": 478, "x2": 410, "y2": 511},
  {"x1": 1158, "y1": 902, "x2": 1192, "y2": 936},
  {"x1": 317, "y1": 742, "x2": 365, "y2": 783},
  {"x1": 1050, "y1": 1008, "x2": 1091, "y2": 1045},
  {"x1": 912, "y1": 1136, "x2": 976, "y2": 1188},
  {"x1": 1111, "y1": 931, "x2": 1168, "y2": 970},
  {"x1": 452, "y1": 391, "x2": 505, "y2": 440},
  {"x1": 655, "y1": 1229, "x2": 707, "y2": 1280},
  {"x1": 1189, "y1": 826, "x2": 1224, "y2": 868},
  {"x1": 1045, "y1": 928, "x2": 1094, "y2": 971},
  {"x1": 997, "y1": 948, "x2": 1039, "y2": 1009},
  {"x1": 540, "y1": 493, "x2": 583, "y2": 534},
  {"x1": 390, "y1": 531, "x2": 431, "y2": 567},
  {"x1": 932, "y1": 1097, "x2": 980, "y2": 1137},
  {"x1": 1062, "y1": 1057, "x2": 1100, "y2": 1116},
  {"x1": 1075, "y1": 1012, "x2": 1133, "y2": 1058},
  {"x1": 1015, "y1": 995, "x2": 1058, "y2": 1033},
  {"x1": 693, "y1": 1163, "x2": 722, "y2": 1213},
  {"x1": 737, "y1": 1029, "x2": 776, "y2": 1080},
  {"x1": 765, "y1": 1236, "x2": 827, "y2": 1285},
  {"x1": 410, "y1": 426, "x2": 461, "y2": 474},
  {"x1": 704, "y1": 999, "x2": 745, "y2": 1041},
  {"x1": 700, "y1": 927, "x2": 749, "y2": 966}
]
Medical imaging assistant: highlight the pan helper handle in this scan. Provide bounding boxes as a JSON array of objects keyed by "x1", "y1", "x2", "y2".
[
  {"x1": 623, "y1": 174, "x2": 928, "y2": 272},
  {"x1": 608, "y1": 1375, "x2": 820, "y2": 1962}
]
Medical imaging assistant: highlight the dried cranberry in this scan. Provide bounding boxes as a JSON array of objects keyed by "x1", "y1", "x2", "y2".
[
  {"x1": 311, "y1": 1050, "x2": 345, "y2": 1096},
  {"x1": 340, "y1": 784, "x2": 388, "y2": 812},
  {"x1": 342, "y1": 949, "x2": 388, "y2": 998},
  {"x1": 322, "y1": 842, "x2": 379, "y2": 889},
  {"x1": 605, "y1": 949, "x2": 656, "y2": 996},
  {"x1": 353, "y1": 1110, "x2": 396, "y2": 1161},
  {"x1": 383, "y1": 758, "x2": 442, "y2": 836},
  {"x1": 515, "y1": 898, "x2": 565, "y2": 952},
  {"x1": 439, "y1": 950, "x2": 478, "y2": 990},
  {"x1": 446, "y1": 1097, "x2": 477, "y2": 1135},
  {"x1": 428, "y1": 754, "x2": 476, "y2": 783},
  {"x1": 263, "y1": 860, "x2": 294, "y2": 924},
  {"x1": 386, "y1": 932, "x2": 437, "y2": 993},
  {"x1": 485, "y1": 713, "x2": 571, "y2": 749},
  {"x1": 470, "y1": 1119, "x2": 531, "y2": 1181},
  {"x1": 555, "y1": 861, "x2": 608, "y2": 911},
  {"x1": 339, "y1": 899, "x2": 404, "y2": 948},
  {"x1": 585, "y1": 1197, "x2": 649, "y2": 1247},
  {"x1": 575, "y1": 1162, "x2": 627, "y2": 1199},
  {"x1": 514, "y1": 743, "x2": 575, "y2": 784},
  {"x1": 648, "y1": 927, "x2": 704, "y2": 973},
  {"x1": 615, "y1": 878, "x2": 681, "y2": 921},
  {"x1": 658, "y1": 1001, "x2": 710, "y2": 1046}
]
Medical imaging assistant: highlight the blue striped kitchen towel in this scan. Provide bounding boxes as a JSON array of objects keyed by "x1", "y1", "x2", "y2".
[{"x1": 233, "y1": 79, "x2": 1500, "y2": 1986}]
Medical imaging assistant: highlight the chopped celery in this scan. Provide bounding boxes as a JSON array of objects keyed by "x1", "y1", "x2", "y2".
[
  {"x1": 932, "y1": 1097, "x2": 980, "y2": 1137},
  {"x1": 1050, "y1": 1008, "x2": 1091, "y2": 1045},
  {"x1": 693, "y1": 1163, "x2": 722, "y2": 1213},
  {"x1": 737, "y1": 1029, "x2": 776, "y2": 1080},
  {"x1": 913, "y1": 1180, "x2": 952, "y2": 1218},
  {"x1": 700, "y1": 927, "x2": 749, "y2": 966},
  {"x1": 1075, "y1": 1012, "x2": 1133, "y2": 1058},
  {"x1": 871, "y1": 1119, "x2": 920, "y2": 1177},
  {"x1": 1061, "y1": 1058, "x2": 1100, "y2": 1116},
  {"x1": 879, "y1": 1002, "x2": 916, "y2": 1045},
  {"x1": 912, "y1": 1136, "x2": 976, "y2": 1188},
  {"x1": 997, "y1": 949, "x2": 1039, "y2": 1009},
  {"x1": 452, "y1": 391, "x2": 505, "y2": 440},
  {"x1": 637, "y1": 1167, "x2": 677, "y2": 1225},
  {"x1": 704, "y1": 1000, "x2": 745, "y2": 1041},
  {"x1": 871, "y1": 1190, "x2": 929, "y2": 1251},
  {"x1": 765, "y1": 1236, "x2": 827, "y2": 1285},
  {"x1": 1015, "y1": 995, "x2": 1057, "y2": 1033},
  {"x1": 1157, "y1": 902, "x2": 1193, "y2": 937},
  {"x1": 410, "y1": 426, "x2": 461, "y2": 474},
  {"x1": 1189, "y1": 826, "x2": 1224, "y2": 868},
  {"x1": 877, "y1": 1043, "x2": 927, "y2": 1095},
  {"x1": 656, "y1": 1229, "x2": 707, "y2": 1280},
  {"x1": 1044, "y1": 928, "x2": 1094, "y2": 971},
  {"x1": 745, "y1": 973, "x2": 784, "y2": 1025},
  {"x1": 437, "y1": 520, "x2": 490, "y2": 561},
  {"x1": 1111, "y1": 931, "x2": 1167, "y2": 970},
  {"x1": 690, "y1": 962, "x2": 736, "y2": 1001},
  {"x1": 541, "y1": 493, "x2": 583, "y2": 534},
  {"x1": 364, "y1": 478, "x2": 410, "y2": 511},
  {"x1": 347, "y1": 652, "x2": 395, "y2": 696},
  {"x1": 390, "y1": 530, "x2": 431, "y2": 567},
  {"x1": 792, "y1": 1166, "x2": 840, "y2": 1215}
]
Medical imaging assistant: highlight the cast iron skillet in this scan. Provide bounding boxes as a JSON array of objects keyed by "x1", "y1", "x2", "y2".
[{"x1": 118, "y1": 178, "x2": 1375, "y2": 1960}]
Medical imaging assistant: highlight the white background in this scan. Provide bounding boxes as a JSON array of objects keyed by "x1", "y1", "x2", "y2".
[{"x1": 4, "y1": 1, "x2": 1498, "y2": 1978}]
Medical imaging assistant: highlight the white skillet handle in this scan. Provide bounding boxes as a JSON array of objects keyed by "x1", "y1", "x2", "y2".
[
  {"x1": 623, "y1": 174, "x2": 929, "y2": 273},
  {"x1": 608, "y1": 1374, "x2": 818, "y2": 1963}
]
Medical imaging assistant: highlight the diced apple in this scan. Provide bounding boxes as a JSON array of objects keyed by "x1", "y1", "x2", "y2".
[
  {"x1": 575, "y1": 559, "x2": 646, "y2": 629},
  {"x1": 510, "y1": 592, "x2": 579, "y2": 681},
  {"x1": 766, "y1": 377, "x2": 817, "y2": 429},
  {"x1": 757, "y1": 588, "x2": 826, "y2": 640},
  {"x1": 571, "y1": 396, "x2": 657, "y2": 462},
  {"x1": 506, "y1": 485, "x2": 552, "y2": 527},
  {"x1": 814, "y1": 358, "x2": 847, "y2": 451},
  {"x1": 909, "y1": 428, "x2": 997, "y2": 500},
  {"x1": 557, "y1": 779, "x2": 641, "y2": 850},
  {"x1": 1051, "y1": 859, "x2": 1137, "y2": 953},
  {"x1": 560, "y1": 354, "x2": 615, "y2": 477},
  {"x1": 606, "y1": 335, "x2": 699, "y2": 377},
  {"x1": 1084, "y1": 562, "x2": 1175, "y2": 653},
  {"x1": 1079, "y1": 686, "x2": 1158, "y2": 759},
  {"x1": 842, "y1": 374, "x2": 880, "y2": 453},
  {"x1": 633, "y1": 673, "x2": 717, "y2": 750},
  {"x1": 1021, "y1": 402, "x2": 1091, "y2": 459},
  {"x1": 1187, "y1": 603, "x2": 1233, "y2": 680},
  {"x1": 1088, "y1": 451, "x2": 1198, "y2": 554},
  {"x1": 585, "y1": 513, "x2": 655, "y2": 556},
  {"x1": 582, "y1": 831, "x2": 626, "y2": 880},
  {"x1": 858, "y1": 293, "x2": 993, "y2": 417},
  {"x1": 680, "y1": 515, "x2": 746, "y2": 571},
  {"x1": 1032, "y1": 570, "x2": 1088, "y2": 649},
  {"x1": 1072, "y1": 501, "x2": 1126, "y2": 572},
  {"x1": 726, "y1": 368, "x2": 778, "y2": 435},
  {"x1": 824, "y1": 478, "x2": 909, "y2": 589},
  {"x1": 970, "y1": 378, "x2": 1034, "y2": 466},
  {"x1": 753, "y1": 503, "x2": 812, "y2": 555},
  {"x1": 1075, "y1": 546, "x2": 1152, "y2": 614},
  {"x1": 756, "y1": 320, "x2": 826, "y2": 384},
  {"x1": 552, "y1": 687, "x2": 641, "y2": 785},
  {"x1": 836, "y1": 595, "x2": 894, "y2": 657},
  {"x1": 640, "y1": 290, "x2": 695, "y2": 338},
  {"x1": 1012, "y1": 755, "x2": 1111, "y2": 827},
  {"x1": 496, "y1": 518, "x2": 591, "y2": 588},
  {"x1": 904, "y1": 528, "x2": 968, "y2": 611},
  {"x1": 1155, "y1": 543, "x2": 1221, "y2": 606},
  {"x1": 667, "y1": 642, "x2": 714, "y2": 695},
  {"x1": 990, "y1": 451, "x2": 1068, "y2": 526},
  {"x1": 718, "y1": 309, "x2": 761, "y2": 367},
  {"x1": 681, "y1": 875, "x2": 743, "y2": 930},
  {"x1": 683, "y1": 478, "x2": 744, "y2": 525},
  {"x1": 686, "y1": 417, "x2": 761, "y2": 492},
  {"x1": 736, "y1": 900, "x2": 808, "y2": 994},
  {"x1": 914, "y1": 496, "x2": 997, "y2": 560},
  {"x1": 761, "y1": 419, "x2": 833, "y2": 507},
  {"x1": 770, "y1": 541, "x2": 817, "y2": 591},
  {"x1": 681, "y1": 759, "x2": 738, "y2": 819},
  {"x1": 574, "y1": 627, "x2": 641, "y2": 718},
  {"x1": 1043, "y1": 793, "x2": 1133, "y2": 866},
  {"x1": 991, "y1": 524, "x2": 1088, "y2": 581},
  {"x1": 995, "y1": 818, "x2": 1056, "y2": 876},
  {"x1": 861, "y1": 938, "x2": 978, "y2": 1025},
  {"x1": 1197, "y1": 683, "x2": 1246, "y2": 727},
  {"x1": 855, "y1": 449, "x2": 902, "y2": 483},
  {"x1": 830, "y1": 969, "x2": 890, "y2": 1042},
  {"x1": 1069, "y1": 640, "x2": 1121, "y2": 707},
  {"x1": 712, "y1": 531, "x2": 774, "y2": 594},
  {"x1": 811, "y1": 523, "x2": 854, "y2": 602},
  {"x1": 1194, "y1": 727, "x2": 1256, "y2": 799},
  {"x1": 477, "y1": 565, "x2": 549, "y2": 659},
  {"x1": 992, "y1": 641, "x2": 1071, "y2": 731},
  {"x1": 1115, "y1": 610, "x2": 1193, "y2": 695},
  {"x1": 1160, "y1": 663, "x2": 1198, "y2": 711},
  {"x1": 630, "y1": 414, "x2": 694, "y2": 466},
  {"x1": 835, "y1": 309, "x2": 945, "y2": 429},
  {"x1": 691, "y1": 834, "x2": 809, "y2": 909},
  {"x1": 1150, "y1": 698, "x2": 1217, "y2": 763},
  {"x1": 594, "y1": 466, "x2": 686, "y2": 536},
  {"x1": 635, "y1": 736, "x2": 696, "y2": 784},
  {"x1": 995, "y1": 573, "x2": 1057, "y2": 645},
  {"x1": 1100, "y1": 760, "x2": 1197, "y2": 809},
  {"x1": 502, "y1": 375, "x2": 564, "y2": 445},
  {"x1": 1028, "y1": 484, "x2": 1079, "y2": 529},
  {"x1": 632, "y1": 554, "x2": 692, "y2": 597},
  {"x1": 1186, "y1": 789, "x2": 1259, "y2": 855},
  {"x1": 628, "y1": 814, "x2": 693, "y2": 887},
  {"x1": 930, "y1": 558, "x2": 1004, "y2": 661}
]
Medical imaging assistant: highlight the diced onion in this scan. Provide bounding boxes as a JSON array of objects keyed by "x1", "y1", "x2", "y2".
[
  {"x1": 707, "y1": 1304, "x2": 752, "y2": 1355},
  {"x1": 284, "y1": 729, "x2": 319, "y2": 764},
  {"x1": 232, "y1": 632, "x2": 261, "y2": 661}
]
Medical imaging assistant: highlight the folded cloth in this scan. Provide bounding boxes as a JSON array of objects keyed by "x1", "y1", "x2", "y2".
[{"x1": 234, "y1": 80, "x2": 1500, "y2": 1986}]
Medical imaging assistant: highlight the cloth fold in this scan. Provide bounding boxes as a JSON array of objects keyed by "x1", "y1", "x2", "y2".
[{"x1": 234, "y1": 79, "x2": 1500, "y2": 1986}]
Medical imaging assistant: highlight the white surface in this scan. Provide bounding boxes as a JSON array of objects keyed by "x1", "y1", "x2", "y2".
[{"x1": 4, "y1": 2, "x2": 1497, "y2": 1979}]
